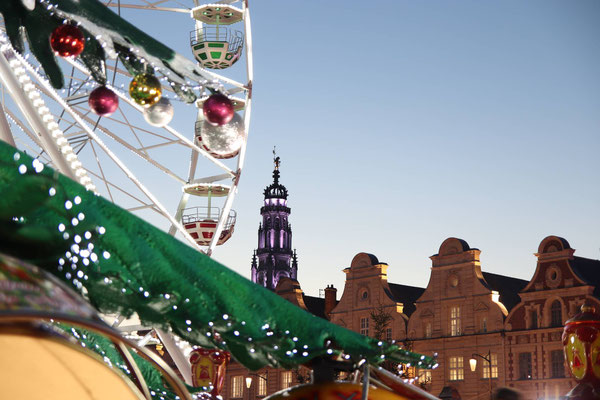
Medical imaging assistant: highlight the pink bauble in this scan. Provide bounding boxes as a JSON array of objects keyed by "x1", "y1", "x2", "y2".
[
  {"x1": 203, "y1": 93, "x2": 234, "y2": 126},
  {"x1": 88, "y1": 86, "x2": 119, "y2": 117}
]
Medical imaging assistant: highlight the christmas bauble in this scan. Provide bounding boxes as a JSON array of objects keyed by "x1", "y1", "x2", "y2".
[
  {"x1": 129, "y1": 74, "x2": 161, "y2": 107},
  {"x1": 199, "y1": 113, "x2": 245, "y2": 157},
  {"x1": 88, "y1": 86, "x2": 119, "y2": 117},
  {"x1": 203, "y1": 93, "x2": 234, "y2": 126},
  {"x1": 143, "y1": 97, "x2": 174, "y2": 127},
  {"x1": 50, "y1": 24, "x2": 85, "y2": 57},
  {"x1": 21, "y1": 0, "x2": 35, "y2": 10}
]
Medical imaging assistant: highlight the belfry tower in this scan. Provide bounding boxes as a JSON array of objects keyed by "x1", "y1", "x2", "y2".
[{"x1": 251, "y1": 154, "x2": 297, "y2": 290}]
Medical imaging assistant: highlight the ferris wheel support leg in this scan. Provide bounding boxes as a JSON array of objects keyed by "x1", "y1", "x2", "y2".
[
  {"x1": 156, "y1": 328, "x2": 193, "y2": 385},
  {"x1": 0, "y1": 102, "x2": 16, "y2": 147},
  {"x1": 0, "y1": 50, "x2": 77, "y2": 180}
]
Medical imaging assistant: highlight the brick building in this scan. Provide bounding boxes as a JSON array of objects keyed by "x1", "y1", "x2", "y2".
[{"x1": 221, "y1": 235, "x2": 599, "y2": 400}]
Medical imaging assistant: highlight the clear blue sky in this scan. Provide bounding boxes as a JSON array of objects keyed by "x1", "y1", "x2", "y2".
[{"x1": 122, "y1": 0, "x2": 600, "y2": 296}]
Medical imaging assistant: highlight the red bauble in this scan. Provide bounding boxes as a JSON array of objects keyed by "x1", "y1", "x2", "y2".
[
  {"x1": 88, "y1": 86, "x2": 119, "y2": 117},
  {"x1": 50, "y1": 24, "x2": 85, "y2": 57},
  {"x1": 203, "y1": 93, "x2": 234, "y2": 126}
]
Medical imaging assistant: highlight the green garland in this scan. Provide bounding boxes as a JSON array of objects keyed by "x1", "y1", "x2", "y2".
[{"x1": 0, "y1": 140, "x2": 437, "y2": 371}]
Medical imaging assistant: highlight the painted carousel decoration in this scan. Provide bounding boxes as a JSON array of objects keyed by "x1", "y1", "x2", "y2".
[
  {"x1": 190, "y1": 349, "x2": 231, "y2": 396},
  {"x1": 563, "y1": 302, "x2": 600, "y2": 399}
]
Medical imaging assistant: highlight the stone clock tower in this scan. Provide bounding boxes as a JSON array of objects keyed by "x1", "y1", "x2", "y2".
[{"x1": 251, "y1": 154, "x2": 297, "y2": 290}]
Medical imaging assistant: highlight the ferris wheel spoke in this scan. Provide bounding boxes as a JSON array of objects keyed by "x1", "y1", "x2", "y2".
[
  {"x1": 86, "y1": 166, "x2": 158, "y2": 213},
  {"x1": 115, "y1": 107, "x2": 151, "y2": 158},
  {"x1": 71, "y1": 108, "x2": 188, "y2": 184},
  {"x1": 87, "y1": 140, "x2": 118, "y2": 203}
]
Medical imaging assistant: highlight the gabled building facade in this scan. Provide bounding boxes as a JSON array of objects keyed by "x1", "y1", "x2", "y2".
[
  {"x1": 504, "y1": 236, "x2": 600, "y2": 399},
  {"x1": 329, "y1": 253, "x2": 424, "y2": 343},
  {"x1": 406, "y1": 238, "x2": 528, "y2": 398}
]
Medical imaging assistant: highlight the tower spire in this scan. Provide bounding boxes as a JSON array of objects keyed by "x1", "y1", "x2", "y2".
[{"x1": 251, "y1": 149, "x2": 297, "y2": 290}]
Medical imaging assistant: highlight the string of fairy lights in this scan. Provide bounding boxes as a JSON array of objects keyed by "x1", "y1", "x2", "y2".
[
  {"x1": 3, "y1": 139, "x2": 438, "y2": 400},
  {"x1": 0, "y1": 1, "x2": 438, "y2": 396},
  {"x1": 0, "y1": 33, "x2": 97, "y2": 191}
]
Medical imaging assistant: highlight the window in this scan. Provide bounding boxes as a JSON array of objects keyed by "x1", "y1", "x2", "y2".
[
  {"x1": 551, "y1": 350, "x2": 565, "y2": 378},
  {"x1": 360, "y1": 317, "x2": 369, "y2": 336},
  {"x1": 257, "y1": 372, "x2": 267, "y2": 396},
  {"x1": 482, "y1": 353, "x2": 499, "y2": 378},
  {"x1": 551, "y1": 301, "x2": 562, "y2": 327},
  {"x1": 530, "y1": 310, "x2": 538, "y2": 329},
  {"x1": 386, "y1": 328, "x2": 392, "y2": 342},
  {"x1": 449, "y1": 356, "x2": 464, "y2": 381},
  {"x1": 519, "y1": 353, "x2": 532, "y2": 380},
  {"x1": 450, "y1": 307, "x2": 461, "y2": 336},
  {"x1": 281, "y1": 371, "x2": 293, "y2": 389},
  {"x1": 425, "y1": 322, "x2": 432, "y2": 338},
  {"x1": 231, "y1": 376, "x2": 243, "y2": 398},
  {"x1": 482, "y1": 317, "x2": 487, "y2": 333},
  {"x1": 418, "y1": 369, "x2": 432, "y2": 384}
]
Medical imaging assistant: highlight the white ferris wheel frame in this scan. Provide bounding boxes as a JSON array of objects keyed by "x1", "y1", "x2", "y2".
[{"x1": 0, "y1": 0, "x2": 254, "y2": 257}]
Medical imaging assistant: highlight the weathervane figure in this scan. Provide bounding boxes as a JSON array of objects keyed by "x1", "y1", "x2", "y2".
[{"x1": 273, "y1": 146, "x2": 281, "y2": 171}]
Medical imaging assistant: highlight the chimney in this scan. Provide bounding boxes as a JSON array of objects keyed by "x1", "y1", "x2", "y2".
[{"x1": 324, "y1": 284, "x2": 337, "y2": 319}]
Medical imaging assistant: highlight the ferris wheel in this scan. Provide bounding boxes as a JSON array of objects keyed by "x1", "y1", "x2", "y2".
[{"x1": 0, "y1": 0, "x2": 253, "y2": 257}]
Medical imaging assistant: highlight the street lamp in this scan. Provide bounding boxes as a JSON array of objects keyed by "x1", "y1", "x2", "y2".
[
  {"x1": 245, "y1": 373, "x2": 268, "y2": 400},
  {"x1": 470, "y1": 351, "x2": 493, "y2": 400}
]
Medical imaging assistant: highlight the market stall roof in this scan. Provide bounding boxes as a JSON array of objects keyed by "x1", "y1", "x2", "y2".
[{"x1": 0, "y1": 140, "x2": 436, "y2": 371}]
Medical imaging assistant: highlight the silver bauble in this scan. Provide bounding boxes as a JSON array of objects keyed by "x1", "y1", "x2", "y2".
[
  {"x1": 143, "y1": 97, "x2": 174, "y2": 127},
  {"x1": 199, "y1": 113, "x2": 245, "y2": 157},
  {"x1": 21, "y1": 0, "x2": 35, "y2": 10}
]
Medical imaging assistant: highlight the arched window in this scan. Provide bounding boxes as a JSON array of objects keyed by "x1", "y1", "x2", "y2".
[{"x1": 551, "y1": 300, "x2": 562, "y2": 326}]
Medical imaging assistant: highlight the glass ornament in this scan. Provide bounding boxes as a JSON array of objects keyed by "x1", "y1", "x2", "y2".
[
  {"x1": 20, "y1": 0, "x2": 35, "y2": 10},
  {"x1": 203, "y1": 93, "x2": 234, "y2": 126},
  {"x1": 129, "y1": 74, "x2": 161, "y2": 107},
  {"x1": 199, "y1": 113, "x2": 245, "y2": 157},
  {"x1": 143, "y1": 97, "x2": 174, "y2": 127},
  {"x1": 88, "y1": 86, "x2": 119, "y2": 117},
  {"x1": 50, "y1": 24, "x2": 85, "y2": 57}
]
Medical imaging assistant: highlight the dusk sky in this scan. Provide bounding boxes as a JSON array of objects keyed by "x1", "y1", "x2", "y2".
[{"x1": 119, "y1": 0, "x2": 599, "y2": 297}]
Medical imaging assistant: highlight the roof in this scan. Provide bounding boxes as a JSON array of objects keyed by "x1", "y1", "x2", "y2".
[
  {"x1": 481, "y1": 272, "x2": 528, "y2": 312},
  {"x1": 570, "y1": 256, "x2": 600, "y2": 297},
  {"x1": 302, "y1": 294, "x2": 337, "y2": 320},
  {"x1": 387, "y1": 283, "x2": 426, "y2": 316}
]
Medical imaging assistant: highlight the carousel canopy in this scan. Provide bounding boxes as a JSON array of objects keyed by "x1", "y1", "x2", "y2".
[{"x1": 0, "y1": 140, "x2": 436, "y2": 371}]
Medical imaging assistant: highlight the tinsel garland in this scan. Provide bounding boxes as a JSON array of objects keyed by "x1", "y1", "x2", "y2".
[{"x1": 0, "y1": 140, "x2": 437, "y2": 371}]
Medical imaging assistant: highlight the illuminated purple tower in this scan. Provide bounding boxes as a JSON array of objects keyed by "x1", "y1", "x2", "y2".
[{"x1": 251, "y1": 155, "x2": 297, "y2": 290}]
